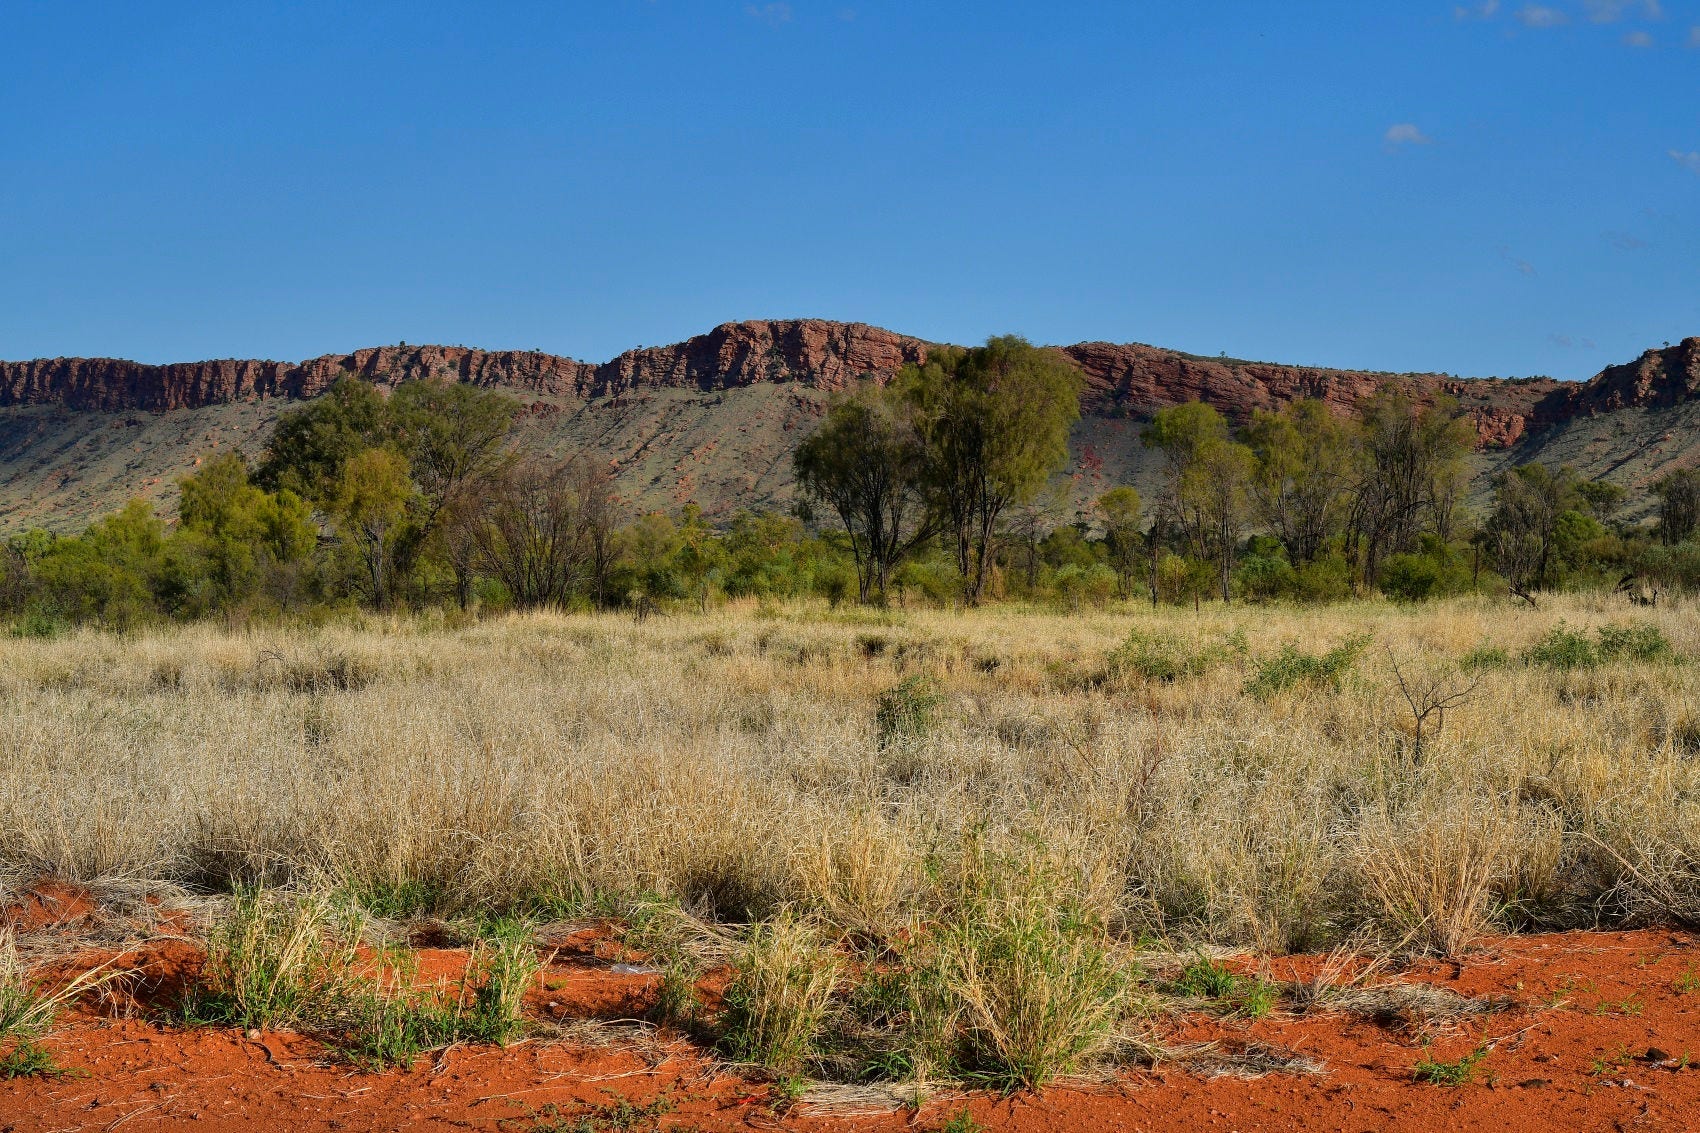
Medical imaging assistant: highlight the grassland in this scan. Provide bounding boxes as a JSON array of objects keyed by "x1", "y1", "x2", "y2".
[{"x1": 4, "y1": 595, "x2": 1700, "y2": 1096}]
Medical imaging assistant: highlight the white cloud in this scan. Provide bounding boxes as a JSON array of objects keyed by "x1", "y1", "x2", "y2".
[
  {"x1": 745, "y1": 2, "x2": 792, "y2": 26},
  {"x1": 1689, "y1": 25, "x2": 1700, "y2": 46},
  {"x1": 1584, "y1": 0, "x2": 1662, "y2": 18},
  {"x1": 1453, "y1": 0, "x2": 1500, "y2": 18},
  {"x1": 1671, "y1": 150, "x2": 1700, "y2": 175},
  {"x1": 1607, "y1": 230, "x2": 1650, "y2": 249},
  {"x1": 1384, "y1": 123, "x2": 1434, "y2": 147},
  {"x1": 1516, "y1": 4, "x2": 1570, "y2": 26},
  {"x1": 1624, "y1": 29, "x2": 1655, "y2": 45}
]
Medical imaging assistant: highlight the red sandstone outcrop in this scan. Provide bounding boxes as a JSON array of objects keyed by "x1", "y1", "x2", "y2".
[{"x1": 2, "y1": 321, "x2": 1694, "y2": 451}]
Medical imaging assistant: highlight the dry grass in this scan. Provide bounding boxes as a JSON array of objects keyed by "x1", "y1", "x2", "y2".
[{"x1": 3, "y1": 593, "x2": 1699, "y2": 963}]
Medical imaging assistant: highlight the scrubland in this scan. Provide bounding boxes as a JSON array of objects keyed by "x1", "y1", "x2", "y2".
[{"x1": 4, "y1": 595, "x2": 1700, "y2": 1091}]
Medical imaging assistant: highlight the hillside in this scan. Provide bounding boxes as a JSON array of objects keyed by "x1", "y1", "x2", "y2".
[{"x1": 3, "y1": 320, "x2": 1697, "y2": 531}]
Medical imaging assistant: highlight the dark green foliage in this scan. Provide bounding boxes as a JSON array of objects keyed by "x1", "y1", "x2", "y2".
[
  {"x1": 1521, "y1": 623, "x2": 1597, "y2": 669},
  {"x1": 1244, "y1": 634, "x2": 1369, "y2": 697}
]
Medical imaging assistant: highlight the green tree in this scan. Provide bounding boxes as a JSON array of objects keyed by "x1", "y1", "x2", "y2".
[
  {"x1": 176, "y1": 452, "x2": 317, "y2": 610},
  {"x1": 1243, "y1": 399, "x2": 1357, "y2": 565},
  {"x1": 1350, "y1": 389, "x2": 1473, "y2": 584},
  {"x1": 793, "y1": 389, "x2": 934, "y2": 603},
  {"x1": 1483, "y1": 462, "x2": 1583, "y2": 604},
  {"x1": 256, "y1": 376, "x2": 389, "y2": 503},
  {"x1": 330, "y1": 448, "x2": 413, "y2": 606},
  {"x1": 1095, "y1": 487, "x2": 1143, "y2": 599},
  {"x1": 1144, "y1": 402, "x2": 1254, "y2": 601},
  {"x1": 1655, "y1": 468, "x2": 1700, "y2": 545},
  {"x1": 900, "y1": 336, "x2": 1083, "y2": 605}
]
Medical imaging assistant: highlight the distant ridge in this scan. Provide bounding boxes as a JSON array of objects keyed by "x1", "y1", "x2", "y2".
[
  {"x1": 6, "y1": 319, "x2": 1696, "y2": 450},
  {"x1": 2, "y1": 320, "x2": 1697, "y2": 531}
]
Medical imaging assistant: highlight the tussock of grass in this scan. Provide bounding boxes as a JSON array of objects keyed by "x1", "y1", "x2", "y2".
[{"x1": 716, "y1": 909, "x2": 841, "y2": 1073}]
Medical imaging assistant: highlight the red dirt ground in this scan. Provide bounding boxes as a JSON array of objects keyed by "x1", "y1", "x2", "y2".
[{"x1": 6, "y1": 885, "x2": 1700, "y2": 1132}]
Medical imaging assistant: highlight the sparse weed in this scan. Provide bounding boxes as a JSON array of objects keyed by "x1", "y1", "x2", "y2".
[
  {"x1": 716, "y1": 909, "x2": 840, "y2": 1073},
  {"x1": 1108, "y1": 628, "x2": 1244, "y2": 684},
  {"x1": 1414, "y1": 1043, "x2": 1488, "y2": 1086}
]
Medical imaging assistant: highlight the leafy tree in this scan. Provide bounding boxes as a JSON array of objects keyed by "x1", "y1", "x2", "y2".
[
  {"x1": 1144, "y1": 402, "x2": 1255, "y2": 601},
  {"x1": 793, "y1": 389, "x2": 934, "y2": 603},
  {"x1": 1655, "y1": 469, "x2": 1700, "y2": 545},
  {"x1": 1483, "y1": 462, "x2": 1582, "y2": 605},
  {"x1": 898, "y1": 336, "x2": 1082, "y2": 604},
  {"x1": 1095, "y1": 487, "x2": 1143, "y2": 598},
  {"x1": 1350, "y1": 389, "x2": 1472, "y2": 584},
  {"x1": 176, "y1": 452, "x2": 317, "y2": 610},
  {"x1": 257, "y1": 376, "x2": 389, "y2": 503},
  {"x1": 330, "y1": 448, "x2": 413, "y2": 606},
  {"x1": 471, "y1": 456, "x2": 607, "y2": 609},
  {"x1": 1243, "y1": 399, "x2": 1356, "y2": 565}
]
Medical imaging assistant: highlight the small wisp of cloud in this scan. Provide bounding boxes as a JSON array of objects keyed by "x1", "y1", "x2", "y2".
[
  {"x1": 1689, "y1": 25, "x2": 1700, "y2": 46},
  {"x1": 1454, "y1": 0, "x2": 1500, "y2": 18},
  {"x1": 1607, "y1": 230, "x2": 1650, "y2": 250},
  {"x1": 1584, "y1": 0, "x2": 1663, "y2": 21},
  {"x1": 1384, "y1": 123, "x2": 1433, "y2": 150},
  {"x1": 745, "y1": 2, "x2": 793, "y2": 26},
  {"x1": 1623, "y1": 29, "x2": 1655, "y2": 46},
  {"x1": 1670, "y1": 150, "x2": 1700, "y2": 175},
  {"x1": 1516, "y1": 4, "x2": 1570, "y2": 27},
  {"x1": 1549, "y1": 333, "x2": 1599, "y2": 350}
]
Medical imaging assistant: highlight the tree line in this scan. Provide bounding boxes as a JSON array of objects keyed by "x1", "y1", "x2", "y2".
[{"x1": 4, "y1": 335, "x2": 1700, "y2": 630}]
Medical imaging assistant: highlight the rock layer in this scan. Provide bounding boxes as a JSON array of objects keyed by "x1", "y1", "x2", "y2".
[{"x1": 4, "y1": 320, "x2": 1696, "y2": 450}]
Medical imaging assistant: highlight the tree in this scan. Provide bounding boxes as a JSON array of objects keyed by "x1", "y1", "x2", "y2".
[
  {"x1": 1095, "y1": 487, "x2": 1143, "y2": 599},
  {"x1": 1483, "y1": 462, "x2": 1580, "y2": 605},
  {"x1": 1005, "y1": 481, "x2": 1069, "y2": 592},
  {"x1": 176, "y1": 452, "x2": 317, "y2": 610},
  {"x1": 386, "y1": 378, "x2": 518, "y2": 584},
  {"x1": 257, "y1": 376, "x2": 389, "y2": 503},
  {"x1": 1243, "y1": 399, "x2": 1356, "y2": 565},
  {"x1": 1350, "y1": 389, "x2": 1473, "y2": 584},
  {"x1": 1655, "y1": 469, "x2": 1700, "y2": 545},
  {"x1": 898, "y1": 337, "x2": 1083, "y2": 605},
  {"x1": 1144, "y1": 402, "x2": 1254, "y2": 601},
  {"x1": 472, "y1": 456, "x2": 605, "y2": 609},
  {"x1": 330, "y1": 448, "x2": 413, "y2": 606},
  {"x1": 793, "y1": 389, "x2": 934, "y2": 603}
]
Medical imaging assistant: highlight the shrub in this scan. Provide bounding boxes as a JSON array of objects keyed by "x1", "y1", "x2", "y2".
[
  {"x1": 875, "y1": 676, "x2": 942, "y2": 748},
  {"x1": 1108, "y1": 629, "x2": 1244, "y2": 684},
  {"x1": 899, "y1": 836, "x2": 1129, "y2": 1089},
  {"x1": 1244, "y1": 634, "x2": 1369, "y2": 698},
  {"x1": 1596, "y1": 622, "x2": 1678, "y2": 664},
  {"x1": 184, "y1": 889, "x2": 362, "y2": 1030},
  {"x1": 717, "y1": 910, "x2": 841, "y2": 1074},
  {"x1": 1459, "y1": 645, "x2": 1510, "y2": 671},
  {"x1": 1521, "y1": 623, "x2": 1597, "y2": 669}
]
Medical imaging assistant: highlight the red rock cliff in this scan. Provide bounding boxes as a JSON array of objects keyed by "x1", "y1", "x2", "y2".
[{"x1": 3, "y1": 321, "x2": 1694, "y2": 450}]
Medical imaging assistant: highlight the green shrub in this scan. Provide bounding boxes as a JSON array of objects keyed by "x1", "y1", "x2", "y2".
[
  {"x1": 876, "y1": 676, "x2": 943, "y2": 748},
  {"x1": 183, "y1": 889, "x2": 362, "y2": 1030},
  {"x1": 1595, "y1": 622, "x2": 1678, "y2": 664},
  {"x1": 1459, "y1": 645, "x2": 1510, "y2": 671},
  {"x1": 1521, "y1": 623, "x2": 1597, "y2": 670},
  {"x1": 1243, "y1": 634, "x2": 1369, "y2": 698},
  {"x1": 1108, "y1": 629, "x2": 1245, "y2": 684}
]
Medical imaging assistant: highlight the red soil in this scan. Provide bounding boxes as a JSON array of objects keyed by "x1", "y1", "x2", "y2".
[{"x1": 6, "y1": 884, "x2": 1700, "y2": 1132}]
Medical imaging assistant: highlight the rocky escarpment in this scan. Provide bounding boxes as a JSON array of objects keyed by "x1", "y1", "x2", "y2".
[
  {"x1": 0, "y1": 321, "x2": 932, "y2": 413},
  {"x1": 3, "y1": 321, "x2": 1697, "y2": 451}
]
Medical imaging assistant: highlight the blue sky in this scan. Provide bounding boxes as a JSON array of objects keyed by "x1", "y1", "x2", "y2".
[{"x1": 0, "y1": 1, "x2": 1695, "y2": 379}]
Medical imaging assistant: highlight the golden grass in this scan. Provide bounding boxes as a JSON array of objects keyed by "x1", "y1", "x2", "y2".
[{"x1": 3, "y1": 594, "x2": 1700, "y2": 958}]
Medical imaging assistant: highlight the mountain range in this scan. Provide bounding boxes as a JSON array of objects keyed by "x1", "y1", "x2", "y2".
[{"x1": 3, "y1": 319, "x2": 1698, "y2": 532}]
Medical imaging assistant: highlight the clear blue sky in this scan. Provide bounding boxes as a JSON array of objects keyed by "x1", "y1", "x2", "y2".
[{"x1": 1, "y1": 1, "x2": 1695, "y2": 379}]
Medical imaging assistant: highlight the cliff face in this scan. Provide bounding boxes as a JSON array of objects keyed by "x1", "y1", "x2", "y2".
[{"x1": 2, "y1": 320, "x2": 1696, "y2": 451}]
